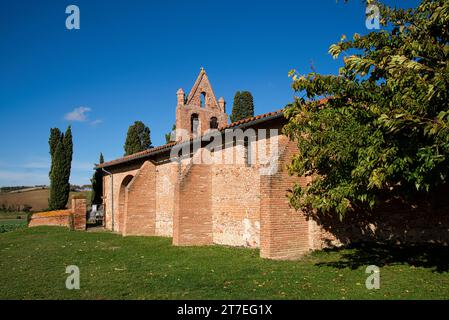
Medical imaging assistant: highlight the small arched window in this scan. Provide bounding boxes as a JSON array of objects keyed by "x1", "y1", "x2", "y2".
[
  {"x1": 210, "y1": 117, "x2": 218, "y2": 129},
  {"x1": 191, "y1": 113, "x2": 199, "y2": 134},
  {"x1": 200, "y1": 92, "x2": 206, "y2": 108}
]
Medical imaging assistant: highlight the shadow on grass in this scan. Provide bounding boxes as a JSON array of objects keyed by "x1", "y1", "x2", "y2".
[{"x1": 315, "y1": 242, "x2": 449, "y2": 273}]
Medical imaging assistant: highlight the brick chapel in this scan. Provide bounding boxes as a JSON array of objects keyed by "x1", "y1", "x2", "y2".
[{"x1": 97, "y1": 69, "x2": 449, "y2": 260}]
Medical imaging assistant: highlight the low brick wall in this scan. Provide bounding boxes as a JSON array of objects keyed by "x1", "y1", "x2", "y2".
[
  {"x1": 29, "y1": 198, "x2": 87, "y2": 231},
  {"x1": 28, "y1": 210, "x2": 72, "y2": 228}
]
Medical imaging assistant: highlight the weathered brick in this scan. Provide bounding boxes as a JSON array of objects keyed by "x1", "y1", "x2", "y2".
[{"x1": 98, "y1": 70, "x2": 449, "y2": 260}]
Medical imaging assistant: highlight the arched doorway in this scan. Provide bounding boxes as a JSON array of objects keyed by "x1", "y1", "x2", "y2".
[{"x1": 117, "y1": 175, "x2": 134, "y2": 232}]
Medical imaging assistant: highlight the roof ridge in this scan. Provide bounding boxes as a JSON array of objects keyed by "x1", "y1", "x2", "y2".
[
  {"x1": 185, "y1": 68, "x2": 219, "y2": 108},
  {"x1": 96, "y1": 97, "x2": 332, "y2": 168},
  {"x1": 96, "y1": 109, "x2": 286, "y2": 169}
]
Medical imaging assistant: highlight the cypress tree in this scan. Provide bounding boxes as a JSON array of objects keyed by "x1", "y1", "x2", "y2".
[
  {"x1": 230, "y1": 91, "x2": 254, "y2": 122},
  {"x1": 63, "y1": 126, "x2": 73, "y2": 169},
  {"x1": 49, "y1": 139, "x2": 67, "y2": 210},
  {"x1": 60, "y1": 126, "x2": 73, "y2": 208},
  {"x1": 91, "y1": 153, "x2": 104, "y2": 205},
  {"x1": 240, "y1": 91, "x2": 254, "y2": 119},
  {"x1": 48, "y1": 126, "x2": 73, "y2": 210},
  {"x1": 230, "y1": 92, "x2": 242, "y2": 123},
  {"x1": 49, "y1": 128, "x2": 61, "y2": 177},
  {"x1": 124, "y1": 121, "x2": 152, "y2": 156}
]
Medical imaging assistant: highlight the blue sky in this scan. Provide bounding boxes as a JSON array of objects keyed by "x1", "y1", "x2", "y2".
[{"x1": 0, "y1": 0, "x2": 419, "y2": 186}]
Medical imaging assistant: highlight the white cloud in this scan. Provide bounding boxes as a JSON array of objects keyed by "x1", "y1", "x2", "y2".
[{"x1": 65, "y1": 107, "x2": 91, "y2": 122}]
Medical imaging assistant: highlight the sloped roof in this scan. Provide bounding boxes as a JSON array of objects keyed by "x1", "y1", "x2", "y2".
[{"x1": 96, "y1": 108, "x2": 285, "y2": 169}]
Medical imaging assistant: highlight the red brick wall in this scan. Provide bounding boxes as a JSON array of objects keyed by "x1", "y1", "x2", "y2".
[
  {"x1": 29, "y1": 198, "x2": 86, "y2": 231},
  {"x1": 260, "y1": 138, "x2": 311, "y2": 259},
  {"x1": 102, "y1": 166, "x2": 140, "y2": 232},
  {"x1": 259, "y1": 136, "x2": 449, "y2": 252},
  {"x1": 122, "y1": 161, "x2": 157, "y2": 236},
  {"x1": 99, "y1": 120, "x2": 449, "y2": 259},
  {"x1": 29, "y1": 214, "x2": 71, "y2": 228},
  {"x1": 175, "y1": 71, "x2": 227, "y2": 142},
  {"x1": 71, "y1": 198, "x2": 86, "y2": 231},
  {"x1": 176, "y1": 106, "x2": 228, "y2": 141},
  {"x1": 211, "y1": 165, "x2": 260, "y2": 247},
  {"x1": 155, "y1": 162, "x2": 177, "y2": 237},
  {"x1": 173, "y1": 164, "x2": 213, "y2": 246}
]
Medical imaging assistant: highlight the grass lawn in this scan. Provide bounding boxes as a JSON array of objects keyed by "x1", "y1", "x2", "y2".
[{"x1": 0, "y1": 226, "x2": 448, "y2": 300}]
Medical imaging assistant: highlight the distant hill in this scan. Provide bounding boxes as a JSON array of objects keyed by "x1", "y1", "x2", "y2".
[
  {"x1": 0, "y1": 188, "x2": 91, "y2": 212},
  {"x1": 0, "y1": 185, "x2": 46, "y2": 193},
  {"x1": 8, "y1": 187, "x2": 48, "y2": 194}
]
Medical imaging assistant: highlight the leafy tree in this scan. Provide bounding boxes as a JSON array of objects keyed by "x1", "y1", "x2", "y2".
[
  {"x1": 48, "y1": 126, "x2": 73, "y2": 210},
  {"x1": 165, "y1": 124, "x2": 176, "y2": 144},
  {"x1": 124, "y1": 121, "x2": 152, "y2": 156},
  {"x1": 284, "y1": 0, "x2": 449, "y2": 219},
  {"x1": 231, "y1": 91, "x2": 255, "y2": 122},
  {"x1": 91, "y1": 153, "x2": 104, "y2": 205}
]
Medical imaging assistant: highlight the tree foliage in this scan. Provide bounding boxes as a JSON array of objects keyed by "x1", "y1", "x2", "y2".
[
  {"x1": 48, "y1": 126, "x2": 73, "y2": 210},
  {"x1": 284, "y1": 0, "x2": 449, "y2": 218},
  {"x1": 124, "y1": 121, "x2": 152, "y2": 156},
  {"x1": 62, "y1": 126, "x2": 73, "y2": 200},
  {"x1": 49, "y1": 128, "x2": 61, "y2": 177},
  {"x1": 230, "y1": 91, "x2": 255, "y2": 122},
  {"x1": 91, "y1": 153, "x2": 104, "y2": 205}
]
